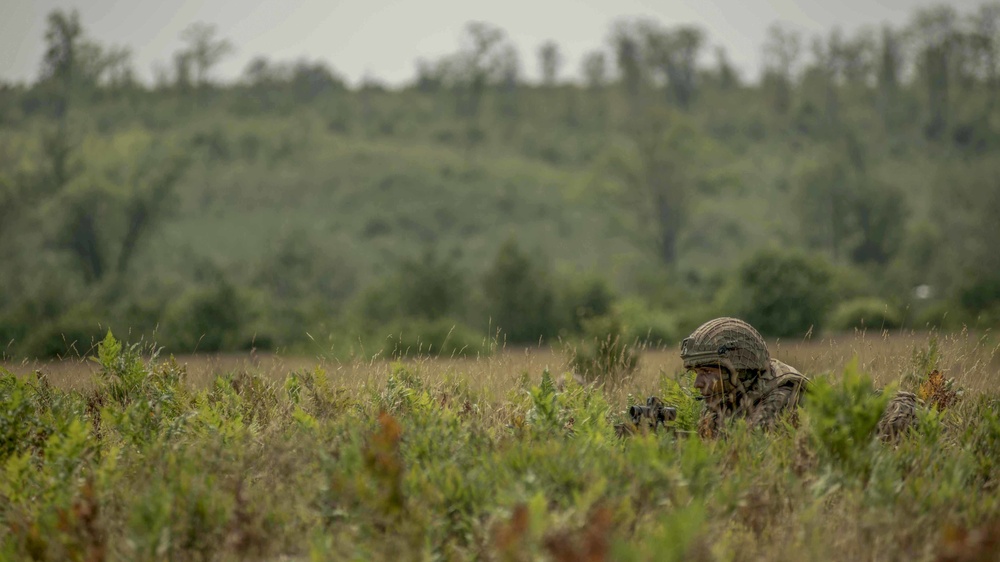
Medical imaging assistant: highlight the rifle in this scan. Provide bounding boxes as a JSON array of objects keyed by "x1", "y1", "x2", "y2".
[{"x1": 626, "y1": 396, "x2": 677, "y2": 430}]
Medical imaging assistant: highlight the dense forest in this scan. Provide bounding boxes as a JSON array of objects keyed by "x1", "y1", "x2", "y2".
[{"x1": 2, "y1": 4, "x2": 1000, "y2": 359}]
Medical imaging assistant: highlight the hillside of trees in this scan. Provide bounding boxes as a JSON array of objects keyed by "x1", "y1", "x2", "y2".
[{"x1": 2, "y1": 5, "x2": 1000, "y2": 359}]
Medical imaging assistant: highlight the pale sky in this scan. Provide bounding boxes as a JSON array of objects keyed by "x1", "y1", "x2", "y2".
[{"x1": 0, "y1": 0, "x2": 983, "y2": 87}]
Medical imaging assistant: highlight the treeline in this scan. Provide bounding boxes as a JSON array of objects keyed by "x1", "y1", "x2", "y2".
[{"x1": 1, "y1": 5, "x2": 1000, "y2": 358}]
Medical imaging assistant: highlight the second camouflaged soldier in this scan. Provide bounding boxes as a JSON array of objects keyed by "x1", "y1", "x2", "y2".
[{"x1": 675, "y1": 317, "x2": 919, "y2": 441}]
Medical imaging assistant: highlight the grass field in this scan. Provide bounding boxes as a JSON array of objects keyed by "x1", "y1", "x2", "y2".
[
  {"x1": 2, "y1": 329, "x2": 999, "y2": 560},
  {"x1": 8, "y1": 329, "x2": 998, "y2": 399}
]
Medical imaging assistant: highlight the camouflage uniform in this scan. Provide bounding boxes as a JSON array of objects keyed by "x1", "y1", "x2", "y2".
[
  {"x1": 876, "y1": 391, "x2": 921, "y2": 442},
  {"x1": 680, "y1": 317, "x2": 919, "y2": 441}
]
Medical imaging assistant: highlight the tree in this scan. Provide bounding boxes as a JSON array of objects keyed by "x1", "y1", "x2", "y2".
[
  {"x1": 835, "y1": 27, "x2": 877, "y2": 88},
  {"x1": 610, "y1": 20, "x2": 646, "y2": 108},
  {"x1": 397, "y1": 250, "x2": 466, "y2": 321},
  {"x1": 290, "y1": 59, "x2": 346, "y2": 101},
  {"x1": 495, "y1": 43, "x2": 521, "y2": 118},
  {"x1": 641, "y1": 23, "x2": 706, "y2": 110},
  {"x1": 930, "y1": 157, "x2": 1000, "y2": 304},
  {"x1": 36, "y1": 10, "x2": 92, "y2": 210},
  {"x1": 53, "y1": 186, "x2": 107, "y2": 283},
  {"x1": 414, "y1": 58, "x2": 447, "y2": 92},
  {"x1": 581, "y1": 50, "x2": 608, "y2": 89},
  {"x1": 714, "y1": 46, "x2": 739, "y2": 90},
  {"x1": 600, "y1": 109, "x2": 705, "y2": 266},
  {"x1": 806, "y1": 28, "x2": 844, "y2": 126},
  {"x1": 876, "y1": 25, "x2": 904, "y2": 126},
  {"x1": 116, "y1": 150, "x2": 190, "y2": 275},
  {"x1": 173, "y1": 51, "x2": 193, "y2": 91},
  {"x1": 43, "y1": 142, "x2": 189, "y2": 284},
  {"x1": 538, "y1": 40, "x2": 563, "y2": 86},
  {"x1": 40, "y1": 9, "x2": 83, "y2": 121},
  {"x1": 907, "y1": 6, "x2": 960, "y2": 138},
  {"x1": 727, "y1": 249, "x2": 836, "y2": 338},
  {"x1": 178, "y1": 22, "x2": 234, "y2": 88},
  {"x1": 790, "y1": 132, "x2": 907, "y2": 265},
  {"x1": 483, "y1": 238, "x2": 558, "y2": 343},
  {"x1": 762, "y1": 23, "x2": 803, "y2": 114},
  {"x1": 581, "y1": 50, "x2": 609, "y2": 127},
  {"x1": 243, "y1": 56, "x2": 281, "y2": 87},
  {"x1": 429, "y1": 22, "x2": 520, "y2": 119},
  {"x1": 101, "y1": 46, "x2": 135, "y2": 91},
  {"x1": 968, "y1": 3, "x2": 1000, "y2": 112}
]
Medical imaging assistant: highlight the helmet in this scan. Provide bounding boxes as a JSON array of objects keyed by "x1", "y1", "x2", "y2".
[{"x1": 680, "y1": 317, "x2": 770, "y2": 374}]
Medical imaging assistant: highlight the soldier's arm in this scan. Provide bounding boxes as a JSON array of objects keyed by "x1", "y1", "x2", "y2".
[{"x1": 747, "y1": 385, "x2": 798, "y2": 431}]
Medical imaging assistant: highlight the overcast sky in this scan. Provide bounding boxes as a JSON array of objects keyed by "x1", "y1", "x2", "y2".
[{"x1": 0, "y1": 0, "x2": 984, "y2": 87}]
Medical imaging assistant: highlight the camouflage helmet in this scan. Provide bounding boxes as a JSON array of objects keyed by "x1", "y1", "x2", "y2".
[{"x1": 680, "y1": 317, "x2": 770, "y2": 374}]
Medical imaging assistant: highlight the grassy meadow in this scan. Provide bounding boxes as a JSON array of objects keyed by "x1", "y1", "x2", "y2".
[{"x1": 2, "y1": 329, "x2": 999, "y2": 560}]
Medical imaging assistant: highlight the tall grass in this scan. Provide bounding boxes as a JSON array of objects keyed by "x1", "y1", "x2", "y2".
[{"x1": 1, "y1": 330, "x2": 998, "y2": 560}]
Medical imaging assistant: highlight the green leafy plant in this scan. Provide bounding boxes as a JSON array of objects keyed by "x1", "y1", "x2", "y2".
[{"x1": 801, "y1": 358, "x2": 891, "y2": 482}]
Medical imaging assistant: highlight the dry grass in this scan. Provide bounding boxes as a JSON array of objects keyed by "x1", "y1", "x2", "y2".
[{"x1": 6, "y1": 328, "x2": 998, "y2": 405}]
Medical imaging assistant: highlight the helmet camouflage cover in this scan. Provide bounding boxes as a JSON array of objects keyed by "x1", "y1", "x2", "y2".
[{"x1": 680, "y1": 317, "x2": 770, "y2": 374}]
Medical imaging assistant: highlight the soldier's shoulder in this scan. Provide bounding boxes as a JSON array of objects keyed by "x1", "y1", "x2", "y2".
[{"x1": 769, "y1": 358, "x2": 808, "y2": 381}]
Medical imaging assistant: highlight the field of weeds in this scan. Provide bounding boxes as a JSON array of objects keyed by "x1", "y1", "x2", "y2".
[{"x1": 2, "y1": 330, "x2": 999, "y2": 561}]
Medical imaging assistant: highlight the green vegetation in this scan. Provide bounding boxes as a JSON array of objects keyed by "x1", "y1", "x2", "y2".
[
  {"x1": 827, "y1": 297, "x2": 904, "y2": 333},
  {"x1": 4, "y1": 7, "x2": 1000, "y2": 560},
  {"x1": 3, "y1": 5, "x2": 1000, "y2": 359},
  {"x1": 1, "y1": 331, "x2": 997, "y2": 560}
]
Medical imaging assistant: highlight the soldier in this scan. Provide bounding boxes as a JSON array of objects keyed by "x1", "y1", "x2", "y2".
[{"x1": 635, "y1": 317, "x2": 919, "y2": 441}]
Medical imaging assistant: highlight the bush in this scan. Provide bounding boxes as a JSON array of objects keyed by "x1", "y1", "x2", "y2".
[
  {"x1": 802, "y1": 359, "x2": 891, "y2": 482},
  {"x1": 560, "y1": 276, "x2": 615, "y2": 334},
  {"x1": 483, "y1": 237, "x2": 560, "y2": 343},
  {"x1": 616, "y1": 297, "x2": 680, "y2": 347},
  {"x1": 958, "y1": 277, "x2": 1000, "y2": 326},
  {"x1": 912, "y1": 300, "x2": 965, "y2": 331},
  {"x1": 397, "y1": 250, "x2": 467, "y2": 321},
  {"x1": 724, "y1": 249, "x2": 836, "y2": 338},
  {"x1": 159, "y1": 278, "x2": 252, "y2": 353},
  {"x1": 0, "y1": 313, "x2": 27, "y2": 360},
  {"x1": 826, "y1": 298, "x2": 903, "y2": 333},
  {"x1": 19, "y1": 307, "x2": 108, "y2": 359},
  {"x1": 0, "y1": 277, "x2": 83, "y2": 359},
  {"x1": 349, "y1": 250, "x2": 466, "y2": 331}
]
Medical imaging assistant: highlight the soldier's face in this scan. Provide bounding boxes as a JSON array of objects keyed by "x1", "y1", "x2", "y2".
[{"x1": 693, "y1": 366, "x2": 730, "y2": 397}]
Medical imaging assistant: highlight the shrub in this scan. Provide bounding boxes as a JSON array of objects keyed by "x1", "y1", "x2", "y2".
[
  {"x1": 959, "y1": 277, "x2": 1000, "y2": 326},
  {"x1": 616, "y1": 297, "x2": 680, "y2": 347},
  {"x1": 19, "y1": 307, "x2": 108, "y2": 359},
  {"x1": 160, "y1": 278, "x2": 251, "y2": 353},
  {"x1": 483, "y1": 237, "x2": 560, "y2": 343},
  {"x1": 725, "y1": 249, "x2": 836, "y2": 338},
  {"x1": 802, "y1": 359, "x2": 891, "y2": 482},
  {"x1": 912, "y1": 300, "x2": 965, "y2": 330},
  {"x1": 560, "y1": 276, "x2": 615, "y2": 334},
  {"x1": 397, "y1": 249, "x2": 467, "y2": 321},
  {"x1": 826, "y1": 297, "x2": 903, "y2": 332},
  {"x1": 349, "y1": 250, "x2": 466, "y2": 333}
]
